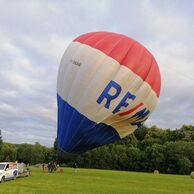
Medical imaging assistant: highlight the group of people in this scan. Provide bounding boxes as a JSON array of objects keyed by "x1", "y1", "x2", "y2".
[
  {"x1": 42, "y1": 162, "x2": 58, "y2": 173},
  {"x1": 42, "y1": 162, "x2": 78, "y2": 173}
]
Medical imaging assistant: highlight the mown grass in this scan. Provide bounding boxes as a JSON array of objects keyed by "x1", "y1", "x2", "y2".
[{"x1": 0, "y1": 167, "x2": 194, "y2": 194}]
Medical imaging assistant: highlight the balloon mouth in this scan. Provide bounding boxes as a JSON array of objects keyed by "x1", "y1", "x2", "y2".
[{"x1": 57, "y1": 148, "x2": 79, "y2": 160}]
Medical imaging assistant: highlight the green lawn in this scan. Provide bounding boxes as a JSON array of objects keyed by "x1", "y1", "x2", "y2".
[{"x1": 0, "y1": 167, "x2": 194, "y2": 194}]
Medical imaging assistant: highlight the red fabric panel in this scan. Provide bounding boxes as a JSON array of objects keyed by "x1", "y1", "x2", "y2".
[{"x1": 74, "y1": 32, "x2": 161, "y2": 97}]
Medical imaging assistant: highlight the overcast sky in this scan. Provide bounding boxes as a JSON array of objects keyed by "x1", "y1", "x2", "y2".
[{"x1": 0, "y1": 0, "x2": 194, "y2": 147}]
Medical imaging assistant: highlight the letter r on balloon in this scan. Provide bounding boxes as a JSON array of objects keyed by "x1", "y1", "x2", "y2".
[{"x1": 97, "y1": 80, "x2": 137, "y2": 114}]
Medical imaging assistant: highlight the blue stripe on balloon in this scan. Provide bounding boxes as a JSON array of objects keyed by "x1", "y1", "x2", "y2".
[{"x1": 57, "y1": 94, "x2": 120, "y2": 154}]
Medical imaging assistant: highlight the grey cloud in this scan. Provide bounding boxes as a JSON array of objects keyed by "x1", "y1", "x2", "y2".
[{"x1": 0, "y1": 0, "x2": 194, "y2": 146}]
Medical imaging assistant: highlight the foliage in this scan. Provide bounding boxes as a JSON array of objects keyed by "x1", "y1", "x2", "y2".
[
  {"x1": 0, "y1": 125, "x2": 194, "y2": 175},
  {"x1": 76, "y1": 125, "x2": 194, "y2": 174},
  {"x1": 0, "y1": 129, "x2": 2, "y2": 153},
  {"x1": 0, "y1": 143, "x2": 17, "y2": 162}
]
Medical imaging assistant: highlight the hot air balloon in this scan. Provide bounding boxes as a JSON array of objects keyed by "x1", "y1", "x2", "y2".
[{"x1": 57, "y1": 31, "x2": 161, "y2": 156}]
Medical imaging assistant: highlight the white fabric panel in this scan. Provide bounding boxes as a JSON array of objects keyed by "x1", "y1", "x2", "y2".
[
  {"x1": 111, "y1": 122, "x2": 137, "y2": 138},
  {"x1": 67, "y1": 45, "x2": 107, "y2": 106},
  {"x1": 57, "y1": 42, "x2": 158, "y2": 138},
  {"x1": 57, "y1": 42, "x2": 91, "y2": 100}
]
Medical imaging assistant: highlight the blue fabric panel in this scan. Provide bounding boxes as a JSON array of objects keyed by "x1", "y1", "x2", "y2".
[{"x1": 57, "y1": 94, "x2": 120, "y2": 155}]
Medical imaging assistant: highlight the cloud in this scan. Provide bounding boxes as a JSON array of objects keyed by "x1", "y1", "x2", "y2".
[
  {"x1": 0, "y1": 31, "x2": 58, "y2": 146},
  {"x1": 0, "y1": 0, "x2": 193, "y2": 146}
]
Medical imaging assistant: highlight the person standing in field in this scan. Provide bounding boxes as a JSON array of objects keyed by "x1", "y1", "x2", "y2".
[{"x1": 73, "y1": 162, "x2": 78, "y2": 173}]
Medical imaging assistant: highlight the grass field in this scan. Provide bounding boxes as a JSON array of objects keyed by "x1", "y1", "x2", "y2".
[{"x1": 0, "y1": 167, "x2": 194, "y2": 194}]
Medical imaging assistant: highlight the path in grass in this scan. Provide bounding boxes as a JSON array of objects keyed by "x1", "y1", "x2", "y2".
[{"x1": 0, "y1": 167, "x2": 194, "y2": 194}]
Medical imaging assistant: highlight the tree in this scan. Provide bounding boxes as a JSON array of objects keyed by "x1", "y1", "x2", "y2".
[
  {"x1": 0, "y1": 129, "x2": 2, "y2": 153},
  {"x1": 178, "y1": 157, "x2": 192, "y2": 174},
  {"x1": 134, "y1": 125, "x2": 148, "y2": 141},
  {"x1": 163, "y1": 141, "x2": 194, "y2": 174},
  {"x1": 31, "y1": 142, "x2": 45, "y2": 164},
  {"x1": 53, "y1": 138, "x2": 58, "y2": 161},
  {"x1": 126, "y1": 146, "x2": 141, "y2": 171},
  {"x1": 142, "y1": 144, "x2": 165, "y2": 172},
  {"x1": 139, "y1": 126, "x2": 167, "y2": 149},
  {"x1": 0, "y1": 143, "x2": 17, "y2": 162},
  {"x1": 16, "y1": 143, "x2": 45, "y2": 164},
  {"x1": 116, "y1": 133, "x2": 138, "y2": 147},
  {"x1": 17, "y1": 144, "x2": 34, "y2": 164},
  {"x1": 1, "y1": 124, "x2": 194, "y2": 174}
]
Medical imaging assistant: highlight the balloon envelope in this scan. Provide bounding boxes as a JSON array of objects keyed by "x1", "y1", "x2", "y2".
[{"x1": 57, "y1": 32, "x2": 161, "y2": 155}]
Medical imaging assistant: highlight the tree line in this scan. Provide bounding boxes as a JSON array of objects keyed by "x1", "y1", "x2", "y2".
[
  {"x1": 0, "y1": 125, "x2": 194, "y2": 174},
  {"x1": 0, "y1": 141, "x2": 57, "y2": 165}
]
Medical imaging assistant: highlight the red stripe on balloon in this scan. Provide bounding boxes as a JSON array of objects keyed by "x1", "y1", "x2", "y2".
[
  {"x1": 73, "y1": 32, "x2": 161, "y2": 97},
  {"x1": 118, "y1": 102, "x2": 144, "y2": 116}
]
